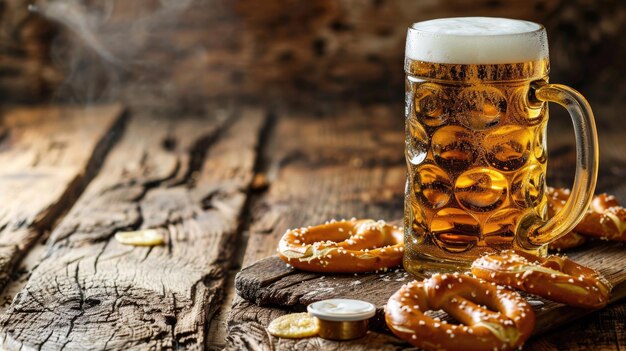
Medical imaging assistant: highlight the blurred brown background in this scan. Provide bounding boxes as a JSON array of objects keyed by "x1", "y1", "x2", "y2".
[
  {"x1": 1, "y1": 0, "x2": 625, "y2": 189},
  {"x1": 2, "y1": 0, "x2": 625, "y2": 106}
]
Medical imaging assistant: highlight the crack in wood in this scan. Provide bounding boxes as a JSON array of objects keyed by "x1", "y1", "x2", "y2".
[
  {"x1": 205, "y1": 109, "x2": 276, "y2": 350},
  {"x1": 65, "y1": 263, "x2": 83, "y2": 339},
  {"x1": 0, "y1": 105, "x2": 127, "y2": 295},
  {"x1": 34, "y1": 109, "x2": 129, "y2": 233},
  {"x1": 222, "y1": 105, "x2": 409, "y2": 350},
  {"x1": 224, "y1": 104, "x2": 626, "y2": 350},
  {"x1": 0, "y1": 107, "x2": 267, "y2": 350}
]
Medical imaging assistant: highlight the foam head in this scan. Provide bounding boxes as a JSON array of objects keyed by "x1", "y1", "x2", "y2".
[{"x1": 406, "y1": 17, "x2": 548, "y2": 64}]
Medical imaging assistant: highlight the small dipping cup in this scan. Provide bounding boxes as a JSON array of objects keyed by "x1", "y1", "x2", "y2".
[{"x1": 307, "y1": 299, "x2": 376, "y2": 340}]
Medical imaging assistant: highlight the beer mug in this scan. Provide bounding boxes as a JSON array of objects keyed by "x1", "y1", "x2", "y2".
[{"x1": 403, "y1": 17, "x2": 598, "y2": 276}]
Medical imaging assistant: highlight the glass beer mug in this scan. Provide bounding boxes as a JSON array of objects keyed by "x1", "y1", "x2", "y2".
[{"x1": 403, "y1": 17, "x2": 599, "y2": 276}]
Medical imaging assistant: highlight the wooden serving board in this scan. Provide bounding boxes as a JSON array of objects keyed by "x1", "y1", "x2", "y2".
[{"x1": 236, "y1": 241, "x2": 626, "y2": 335}]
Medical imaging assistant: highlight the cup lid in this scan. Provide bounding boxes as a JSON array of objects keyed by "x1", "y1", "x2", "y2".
[{"x1": 307, "y1": 299, "x2": 376, "y2": 322}]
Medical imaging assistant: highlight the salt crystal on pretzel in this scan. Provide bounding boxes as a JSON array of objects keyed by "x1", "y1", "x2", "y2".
[
  {"x1": 547, "y1": 187, "x2": 626, "y2": 246},
  {"x1": 471, "y1": 250, "x2": 611, "y2": 309},
  {"x1": 277, "y1": 219, "x2": 403, "y2": 273},
  {"x1": 385, "y1": 274, "x2": 535, "y2": 351}
]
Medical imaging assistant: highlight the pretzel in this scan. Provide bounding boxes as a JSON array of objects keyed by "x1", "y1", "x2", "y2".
[
  {"x1": 385, "y1": 273, "x2": 534, "y2": 351},
  {"x1": 277, "y1": 219, "x2": 404, "y2": 273},
  {"x1": 548, "y1": 232, "x2": 587, "y2": 251},
  {"x1": 547, "y1": 187, "x2": 626, "y2": 243},
  {"x1": 471, "y1": 250, "x2": 611, "y2": 309},
  {"x1": 576, "y1": 194, "x2": 626, "y2": 242}
]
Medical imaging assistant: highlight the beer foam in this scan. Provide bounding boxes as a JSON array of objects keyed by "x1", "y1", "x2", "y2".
[{"x1": 406, "y1": 17, "x2": 548, "y2": 64}]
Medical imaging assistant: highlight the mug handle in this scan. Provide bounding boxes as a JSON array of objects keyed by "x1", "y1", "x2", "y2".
[{"x1": 521, "y1": 82, "x2": 599, "y2": 247}]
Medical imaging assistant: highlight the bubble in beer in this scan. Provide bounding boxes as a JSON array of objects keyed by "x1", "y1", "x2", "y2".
[
  {"x1": 432, "y1": 126, "x2": 478, "y2": 172},
  {"x1": 431, "y1": 208, "x2": 480, "y2": 253},
  {"x1": 406, "y1": 117, "x2": 428, "y2": 165},
  {"x1": 456, "y1": 86, "x2": 506, "y2": 130},
  {"x1": 510, "y1": 86, "x2": 545, "y2": 126},
  {"x1": 484, "y1": 208, "x2": 522, "y2": 247},
  {"x1": 414, "y1": 83, "x2": 447, "y2": 127},
  {"x1": 533, "y1": 125, "x2": 547, "y2": 164},
  {"x1": 455, "y1": 168, "x2": 508, "y2": 212},
  {"x1": 405, "y1": 80, "x2": 413, "y2": 118},
  {"x1": 511, "y1": 164, "x2": 545, "y2": 207},
  {"x1": 483, "y1": 125, "x2": 531, "y2": 171},
  {"x1": 413, "y1": 164, "x2": 452, "y2": 209},
  {"x1": 403, "y1": 17, "x2": 553, "y2": 273},
  {"x1": 405, "y1": 191, "x2": 428, "y2": 241}
]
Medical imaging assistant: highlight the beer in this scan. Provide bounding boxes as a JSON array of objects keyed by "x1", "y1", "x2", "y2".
[{"x1": 403, "y1": 17, "x2": 598, "y2": 276}]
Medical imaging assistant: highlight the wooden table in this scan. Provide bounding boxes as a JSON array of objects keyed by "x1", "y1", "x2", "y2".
[{"x1": 0, "y1": 103, "x2": 623, "y2": 350}]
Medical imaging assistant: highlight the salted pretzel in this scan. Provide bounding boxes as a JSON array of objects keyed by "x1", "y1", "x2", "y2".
[
  {"x1": 548, "y1": 232, "x2": 586, "y2": 251},
  {"x1": 546, "y1": 187, "x2": 587, "y2": 250},
  {"x1": 385, "y1": 273, "x2": 534, "y2": 351},
  {"x1": 277, "y1": 219, "x2": 404, "y2": 273},
  {"x1": 576, "y1": 194, "x2": 626, "y2": 242},
  {"x1": 547, "y1": 187, "x2": 626, "y2": 245},
  {"x1": 471, "y1": 250, "x2": 611, "y2": 309}
]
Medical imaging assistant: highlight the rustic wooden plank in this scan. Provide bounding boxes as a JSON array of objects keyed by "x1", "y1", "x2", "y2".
[
  {"x1": 226, "y1": 103, "x2": 626, "y2": 350},
  {"x1": 241, "y1": 105, "x2": 405, "y2": 268},
  {"x1": 234, "y1": 256, "x2": 408, "y2": 332},
  {"x1": 0, "y1": 105, "x2": 125, "y2": 291},
  {"x1": 227, "y1": 298, "x2": 417, "y2": 351},
  {"x1": 206, "y1": 110, "x2": 274, "y2": 349},
  {"x1": 235, "y1": 240, "x2": 626, "y2": 333},
  {"x1": 207, "y1": 273, "x2": 239, "y2": 350},
  {"x1": 227, "y1": 295, "x2": 626, "y2": 351},
  {"x1": 0, "y1": 108, "x2": 266, "y2": 350},
  {"x1": 525, "y1": 303, "x2": 626, "y2": 351},
  {"x1": 225, "y1": 105, "x2": 407, "y2": 349}
]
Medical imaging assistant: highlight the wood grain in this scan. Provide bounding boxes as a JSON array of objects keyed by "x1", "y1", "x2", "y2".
[
  {"x1": 0, "y1": 108, "x2": 266, "y2": 350},
  {"x1": 525, "y1": 303, "x2": 626, "y2": 351},
  {"x1": 235, "y1": 240, "x2": 626, "y2": 333},
  {"x1": 227, "y1": 298, "x2": 417, "y2": 351},
  {"x1": 225, "y1": 105, "x2": 409, "y2": 349},
  {"x1": 241, "y1": 105, "x2": 405, "y2": 269},
  {"x1": 0, "y1": 105, "x2": 125, "y2": 291},
  {"x1": 225, "y1": 104, "x2": 626, "y2": 350}
]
